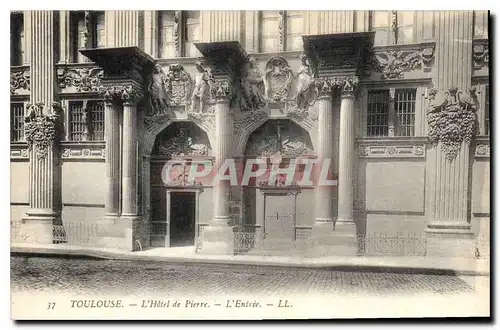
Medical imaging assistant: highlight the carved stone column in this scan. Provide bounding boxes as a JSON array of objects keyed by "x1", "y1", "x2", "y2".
[
  {"x1": 198, "y1": 78, "x2": 236, "y2": 255},
  {"x1": 22, "y1": 11, "x2": 62, "y2": 244},
  {"x1": 121, "y1": 85, "x2": 142, "y2": 216},
  {"x1": 425, "y1": 87, "x2": 478, "y2": 258},
  {"x1": 99, "y1": 87, "x2": 122, "y2": 219},
  {"x1": 314, "y1": 79, "x2": 335, "y2": 230},
  {"x1": 336, "y1": 76, "x2": 359, "y2": 233}
]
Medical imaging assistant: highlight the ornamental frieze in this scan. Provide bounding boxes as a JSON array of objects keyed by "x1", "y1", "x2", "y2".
[
  {"x1": 61, "y1": 145, "x2": 106, "y2": 160},
  {"x1": 427, "y1": 87, "x2": 478, "y2": 161},
  {"x1": 475, "y1": 143, "x2": 490, "y2": 158},
  {"x1": 10, "y1": 66, "x2": 30, "y2": 95},
  {"x1": 24, "y1": 102, "x2": 63, "y2": 160},
  {"x1": 367, "y1": 43, "x2": 436, "y2": 80},
  {"x1": 10, "y1": 146, "x2": 29, "y2": 160},
  {"x1": 56, "y1": 66, "x2": 103, "y2": 93}
]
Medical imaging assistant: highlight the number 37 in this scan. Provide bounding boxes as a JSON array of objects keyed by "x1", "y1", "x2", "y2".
[{"x1": 47, "y1": 302, "x2": 56, "y2": 310}]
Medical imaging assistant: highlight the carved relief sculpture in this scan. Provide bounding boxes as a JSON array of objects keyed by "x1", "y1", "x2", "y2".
[
  {"x1": 158, "y1": 128, "x2": 211, "y2": 156},
  {"x1": 148, "y1": 64, "x2": 169, "y2": 115},
  {"x1": 57, "y1": 67, "x2": 103, "y2": 92},
  {"x1": 473, "y1": 40, "x2": 489, "y2": 70},
  {"x1": 190, "y1": 61, "x2": 213, "y2": 113},
  {"x1": 427, "y1": 87, "x2": 478, "y2": 161},
  {"x1": 10, "y1": 68, "x2": 30, "y2": 94},
  {"x1": 164, "y1": 64, "x2": 192, "y2": 108},
  {"x1": 240, "y1": 56, "x2": 266, "y2": 111},
  {"x1": 173, "y1": 11, "x2": 181, "y2": 57},
  {"x1": 263, "y1": 57, "x2": 293, "y2": 102},
  {"x1": 83, "y1": 11, "x2": 92, "y2": 49},
  {"x1": 278, "y1": 11, "x2": 285, "y2": 52},
  {"x1": 294, "y1": 52, "x2": 319, "y2": 110},
  {"x1": 369, "y1": 45, "x2": 436, "y2": 79},
  {"x1": 24, "y1": 102, "x2": 63, "y2": 160}
]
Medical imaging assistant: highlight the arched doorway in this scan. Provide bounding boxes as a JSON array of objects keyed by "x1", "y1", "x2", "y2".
[
  {"x1": 242, "y1": 119, "x2": 315, "y2": 244},
  {"x1": 149, "y1": 121, "x2": 212, "y2": 247}
]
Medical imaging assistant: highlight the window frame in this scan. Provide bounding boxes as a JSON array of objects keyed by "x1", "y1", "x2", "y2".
[
  {"x1": 10, "y1": 12, "x2": 25, "y2": 66},
  {"x1": 258, "y1": 10, "x2": 305, "y2": 53},
  {"x1": 69, "y1": 11, "x2": 106, "y2": 63},
  {"x1": 62, "y1": 98, "x2": 105, "y2": 142},
  {"x1": 156, "y1": 10, "x2": 201, "y2": 59},
  {"x1": 369, "y1": 10, "x2": 417, "y2": 46},
  {"x1": 10, "y1": 100, "x2": 26, "y2": 143},
  {"x1": 359, "y1": 83, "x2": 428, "y2": 138}
]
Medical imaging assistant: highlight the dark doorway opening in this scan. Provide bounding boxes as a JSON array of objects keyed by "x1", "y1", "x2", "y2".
[{"x1": 170, "y1": 192, "x2": 196, "y2": 247}]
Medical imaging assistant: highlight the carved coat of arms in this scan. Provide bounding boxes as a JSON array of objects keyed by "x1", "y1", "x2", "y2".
[
  {"x1": 263, "y1": 57, "x2": 293, "y2": 102},
  {"x1": 165, "y1": 64, "x2": 192, "y2": 107}
]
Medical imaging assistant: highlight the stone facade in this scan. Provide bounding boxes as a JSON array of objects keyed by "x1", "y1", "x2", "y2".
[{"x1": 10, "y1": 10, "x2": 490, "y2": 258}]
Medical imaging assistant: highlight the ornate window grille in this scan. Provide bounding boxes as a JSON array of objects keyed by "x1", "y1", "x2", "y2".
[
  {"x1": 10, "y1": 12, "x2": 24, "y2": 66},
  {"x1": 367, "y1": 88, "x2": 417, "y2": 137},
  {"x1": 395, "y1": 88, "x2": 417, "y2": 137},
  {"x1": 68, "y1": 100, "x2": 105, "y2": 141},
  {"x1": 485, "y1": 85, "x2": 490, "y2": 135},
  {"x1": 10, "y1": 102, "x2": 25, "y2": 142},
  {"x1": 367, "y1": 90, "x2": 390, "y2": 137}
]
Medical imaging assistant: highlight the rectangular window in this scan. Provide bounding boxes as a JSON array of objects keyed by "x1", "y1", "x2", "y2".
[
  {"x1": 285, "y1": 11, "x2": 303, "y2": 51},
  {"x1": 367, "y1": 90, "x2": 389, "y2": 137},
  {"x1": 158, "y1": 11, "x2": 176, "y2": 58},
  {"x1": 10, "y1": 12, "x2": 24, "y2": 66},
  {"x1": 396, "y1": 11, "x2": 415, "y2": 45},
  {"x1": 371, "y1": 11, "x2": 391, "y2": 46},
  {"x1": 485, "y1": 85, "x2": 490, "y2": 135},
  {"x1": 395, "y1": 89, "x2": 416, "y2": 137},
  {"x1": 10, "y1": 102, "x2": 24, "y2": 142},
  {"x1": 94, "y1": 11, "x2": 105, "y2": 48},
  {"x1": 69, "y1": 100, "x2": 105, "y2": 141},
  {"x1": 71, "y1": 11, "x2": 105, "y2": 63},
  {"x1": 261, "y1": 11, "x2": 279, "y2": 53},
  {"x1": 183, "y1": 11, "x2": 200, "y2": 57}
]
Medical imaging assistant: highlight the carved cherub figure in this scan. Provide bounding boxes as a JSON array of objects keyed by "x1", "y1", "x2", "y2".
[
  {"x1": 190, "y1": 61, "x2": 212, "y2": 113},
  {"x1": 149, "y1": 64, "x2": 169, "y2": 115}
]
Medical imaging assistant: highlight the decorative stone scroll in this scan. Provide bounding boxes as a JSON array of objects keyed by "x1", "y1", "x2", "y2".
[
  {"x1": 475, "y1": 143, "x2": 490, "y2": 158},
  {"x1": 10, "y1": 66, "x2": 30, "y2": 95},
  {"x1": 427, "y1": 87, "x2": 478, "y2": 161},
  {"x1": 56, "y1": 66, "x2": 103, "y2": 93},
  {"x1": 24, "y1": 102, "x2": 63, "y2": 160},
  {"x1": 263, "y1": 57, "x2": 293, "y2": 102},
  {"x1": 368, "y1": 43, "x2": 436, "y2": 79}
]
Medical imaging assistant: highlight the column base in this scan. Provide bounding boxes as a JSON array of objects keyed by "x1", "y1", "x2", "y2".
[
  {"x1": 426, "y1": 221, "x2": 475, "y2": 258},
  {"x1": 197, "y1": 225, "x2": 235, "y2": 255},
  {"x1": 121, "y1": 214, "x2": 149, "y2": 252},
  {"x1": 20, "y1": 209, "x2": 61, "y2": 244}
]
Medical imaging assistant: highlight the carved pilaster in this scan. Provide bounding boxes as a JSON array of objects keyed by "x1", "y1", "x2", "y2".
[
  {"x1": 174, "y1": 11, "x2": 181, "y2": 57},
  {"x1": 278, "y1": 11, "x2": 285, "y2": 52},
  {"x1": 98, "y1": 84, "x2": 144, "y2": 105}
]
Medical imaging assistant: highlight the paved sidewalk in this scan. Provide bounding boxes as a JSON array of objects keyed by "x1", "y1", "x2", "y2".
[{"x1": 10, "y1": 243, "x2": 490, "y2": 276}]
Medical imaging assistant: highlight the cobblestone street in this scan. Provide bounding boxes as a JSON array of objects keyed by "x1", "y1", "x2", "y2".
[{"x1": 11, "y1": 256, "x2": 476, "y2": 297}]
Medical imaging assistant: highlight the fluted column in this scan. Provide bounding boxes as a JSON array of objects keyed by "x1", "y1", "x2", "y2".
[
  {"x1": 314, "y1": 80, "x2": 334, "y2": 228},
  {"x1": 23, "y1": 10, "x2": 62, "y2": 244},
  {"x1": 102, "y1": 97, "x2": 121, "y2": 217},
  {"x1": 336, "y1": 76, "x2": 359, "y2": 228}
]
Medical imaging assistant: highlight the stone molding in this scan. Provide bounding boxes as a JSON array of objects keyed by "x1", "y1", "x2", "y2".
[
  {"x1": 475, "y1": 137, "x2": 490, "y2": 158},
  {"x1": 10, "y1": 66, "x2": 30, "y2": 95},
  {"x1": 357, "y1": 137, "x2": 428, "y2": 159},
  {"x1": 61, "y1": 142, "x2": 105, "y2": 160},
  {"x1": 24, "y1": 102, "x2": 63, "y2": 160},
  {"x1": 10, "y1": 143, "x2": 29, "y2": 160},
  {"x1": 56, "y1": 64, "x2": 103, "y2": 93},
  {"x1": 366, "y1": 42, "x2": 436, "y2": 80},
  {"x1": 427, "y1": 87, "x2": 478, "y2": 161}
]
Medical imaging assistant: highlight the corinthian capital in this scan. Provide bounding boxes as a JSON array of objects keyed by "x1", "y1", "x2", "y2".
[
  {"x1": 99, "y1": 84, "x2": 143, "y2": 105},
  {"x1": 210, "y1": 79, "x2": 233, "y2": 103},
  {"x1": 315, "y1": 78, "x2": 334, "y2": 98},
  {"x1": 334, "y1": 76, "x2": 359, "y2": 98}
]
